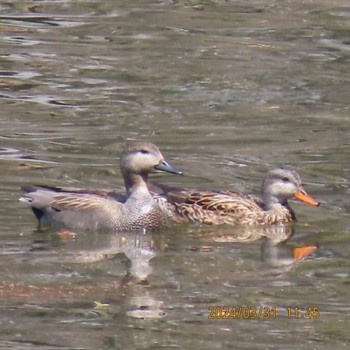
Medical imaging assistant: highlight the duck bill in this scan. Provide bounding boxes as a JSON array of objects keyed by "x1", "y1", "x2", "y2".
[
  {"x1": 155, "y1": 160, "x2": 183, "y2": 175},
  {"x1": 292, "y1": 244, "x2": 318, "y2": 260},
  {"x1": 293, "y1": 190, "x2": 320, "y2": 207}
]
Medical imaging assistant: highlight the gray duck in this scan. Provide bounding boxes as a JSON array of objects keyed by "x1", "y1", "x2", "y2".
[{"x1": 20, "y1": 141, "x2": 182, "y2": 231}]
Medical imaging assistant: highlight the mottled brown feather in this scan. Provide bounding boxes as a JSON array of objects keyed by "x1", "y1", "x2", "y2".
[
  {"x1": 155, "y1": 168, "x2": 318, "y2": 226},
  {"x1": 166, "y1": 191, "x2": 293, "y2": 225}
]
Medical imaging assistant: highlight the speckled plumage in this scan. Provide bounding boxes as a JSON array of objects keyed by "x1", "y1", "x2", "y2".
[
  {"x1": 20, "y1": 141, "x2": 182, "y2": 232},
  {"x1": 155, "y1": 168, "x2": 319, "y2": 226}
]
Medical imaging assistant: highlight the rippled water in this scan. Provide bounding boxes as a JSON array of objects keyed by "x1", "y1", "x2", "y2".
[{"x1": 1, "y1": 1, "x2": 350, "y2": 349}]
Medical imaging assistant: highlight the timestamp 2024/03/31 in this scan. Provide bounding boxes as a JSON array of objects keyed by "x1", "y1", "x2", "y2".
[{"x1": 208, "y1": 306, "x2": 320, "y2": 319}]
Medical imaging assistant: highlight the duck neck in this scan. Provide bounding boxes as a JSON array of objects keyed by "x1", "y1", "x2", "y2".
[
  {"x1": 123, "y1": 170, "x2": 149, "y2": 197},
  {"x1": 263, "y1": 194, "x2": 286, "y2": 211}
]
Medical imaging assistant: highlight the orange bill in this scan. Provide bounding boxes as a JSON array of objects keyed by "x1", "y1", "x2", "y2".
[
  {"x1": 294, "y1": 190, "x2": 320, "y2": 207},
  {"x1": 292, "y1": 244, "x2": 318, "y2": 260}
]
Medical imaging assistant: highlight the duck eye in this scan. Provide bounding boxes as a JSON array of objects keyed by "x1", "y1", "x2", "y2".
[
  {"x1": 140, "y1": 149, "x2": 149, "y2": 154},
  {"x1": 282, "y1": 177, "x2": 289, "y2": 182}
]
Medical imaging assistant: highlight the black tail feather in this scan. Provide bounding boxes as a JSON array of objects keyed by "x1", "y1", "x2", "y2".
[{"x1": 31, "y1": 207, "x2": 44, "y2": 221}]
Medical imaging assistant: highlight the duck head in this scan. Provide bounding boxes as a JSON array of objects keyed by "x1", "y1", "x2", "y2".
[{"x1": 262, "y1": 168, "x2": 320, "y2": 209}]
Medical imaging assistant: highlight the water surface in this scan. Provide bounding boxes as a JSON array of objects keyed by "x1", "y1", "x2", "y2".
[{"x1": 1, "y1": 1, "x2": 350, "y2": 349}]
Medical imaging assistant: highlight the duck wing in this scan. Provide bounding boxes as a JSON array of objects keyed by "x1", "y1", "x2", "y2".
[
  {"x1": 22, "y1": 185, "x2": 127, "y2": 201},
  {"x1": 21, "y1": 185, "x2": 127, "y2": 205},
  {"x1": 20, "y1": 185, "x2": 125, "y2": 221},
  {"x1": 173, "y1": 190, "x2": 262, "y2": 212},
  {"x1": 163, "y1": 189, "x2": 263, "y2": 225}
]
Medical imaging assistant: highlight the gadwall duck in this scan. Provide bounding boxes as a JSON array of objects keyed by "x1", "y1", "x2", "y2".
[
  {"x1": 20, "y1": 141, "x2": 182, "y2": 231},
  {"x1": 155, "y1": 168, "x2": 320, "y2": 226}
]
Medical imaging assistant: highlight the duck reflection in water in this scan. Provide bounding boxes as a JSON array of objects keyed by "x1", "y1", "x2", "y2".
[
  {"x1": 185, "y1": 224, "x2": 318, "y2": 267},
  {"x1": 30, "y1": 228, "x2": 165, "y2": 282},
  {"x1": 26, "y1": 229, "x2": 168, "y2": 319}
]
